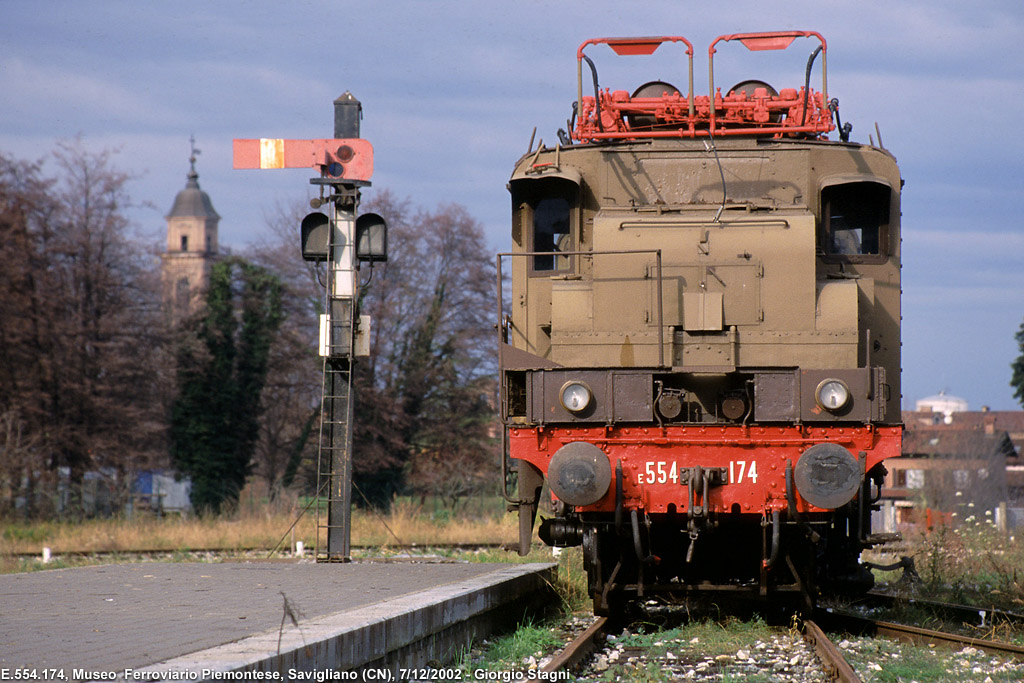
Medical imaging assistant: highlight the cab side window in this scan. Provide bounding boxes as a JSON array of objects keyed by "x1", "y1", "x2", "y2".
[
  {"x1": 821, "y1": 181, "x2": 890, "y2": 261},
  {"x1": 532, "y1": 197, "x2": 571, "y2": 271},
  {"x1": 512, "y1": 177, "x2": 577, "y2": 274}
]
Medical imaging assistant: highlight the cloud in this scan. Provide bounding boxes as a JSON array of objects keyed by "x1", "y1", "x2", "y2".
[{"x1": 0, "y1": 57, "x2": 180, "y2": 132}]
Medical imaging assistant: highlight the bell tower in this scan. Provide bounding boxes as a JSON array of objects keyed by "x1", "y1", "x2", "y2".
[{"x1": 161, "y1": 138, "x2": 220, "y2": 317}]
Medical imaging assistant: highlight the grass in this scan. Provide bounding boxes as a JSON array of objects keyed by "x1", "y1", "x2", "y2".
[
  {"x1": 0, "y1": 496, "x2": 520, "y2": 573},
  {"x1": 469, "y1": 617, "x2": 566, "y2": 672},
  {"x1": 841, "y1": 636, "x2": 1024, "y2": 683},
  {"x1": 872, "y1": 516, "x2": 1024, "y2": 613},
  {"x1": 616, "y1": 615, "x2": 776, "y2": 660},
  {"x1": 454, "y1": 548, "x2": 587, "y2": 677}
]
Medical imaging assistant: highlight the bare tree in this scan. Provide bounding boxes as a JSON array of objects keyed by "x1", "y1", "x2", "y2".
[
  {"x1": 241, "y1": 192, "x2": 500, "y2": 511},
  {"x1": 355, "y1": 193, "x2": 499, "y2": 508},
  {"x1": 0, "y1": 410, "x2": 41, "y2": 516},
  {"x1": 244, "y1": 200, "x2": 323, "y2": 502},
  {"x1": 0, "y1": 142, "x2": 166, "y2": 517}
]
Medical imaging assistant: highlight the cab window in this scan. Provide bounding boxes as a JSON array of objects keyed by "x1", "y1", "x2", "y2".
[
  {"x1": 512, "y1": 177, "x2": 577, "y2": 274},
  {"x1": 821, "y1": 181, "x2": 890, "y2": 261},
  {"x1": 532, "y1": 196, "x2": 571, "y2": 271}
]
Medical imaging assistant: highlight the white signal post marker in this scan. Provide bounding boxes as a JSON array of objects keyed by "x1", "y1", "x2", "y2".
[{"x1": 258, "y1": 138, "x2": 284, "y2": 168}]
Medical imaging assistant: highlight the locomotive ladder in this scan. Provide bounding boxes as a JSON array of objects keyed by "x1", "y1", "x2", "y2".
[{"x1": 314, "y1": 201, "x2": 359, "y2": 562}]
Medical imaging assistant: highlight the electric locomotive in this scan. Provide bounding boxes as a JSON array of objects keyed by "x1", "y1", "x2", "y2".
[{"x1": 498, "y1": 32, "x2": 902, "y2": 614}]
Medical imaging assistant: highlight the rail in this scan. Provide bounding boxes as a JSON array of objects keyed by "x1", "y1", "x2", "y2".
[
  {"x1": 539, "y1": 616, "x2": 609, "y2": 675},
  {"x1": 818, "y1": 609, "x2": 1024, "y2": 661},
  {"x1": 540, "y1": 616, "x2": 864, "y2": 681},
  {"x1": 803, "y1": 619, "x2": 862, "y2": 683},
  {"x1": 861, "y1": 590, "x2": 1024, "y2": 629}
]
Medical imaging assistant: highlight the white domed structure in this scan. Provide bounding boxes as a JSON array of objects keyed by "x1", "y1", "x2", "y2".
[{"x1": 915, "y1": 391, "x2": 968, "y2": 424}]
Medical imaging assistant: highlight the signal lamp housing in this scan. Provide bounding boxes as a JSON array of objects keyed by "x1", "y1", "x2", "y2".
[
  {"x1": 300, "y1": 212, "x2": 330, "y2": 262},
  {"x1": 355, "y1": 212, "x2": 388, "y2": 263}
]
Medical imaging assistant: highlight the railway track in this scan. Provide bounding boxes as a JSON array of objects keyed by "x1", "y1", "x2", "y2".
[
  {"x1": 539, "y1": 616, "x2": 609, "y2": 675},
  {"x1": 816, "y1": 608, "x2": 1024, "y2": 661},
  {"x1": 537, "y1": 615, "x2": 854, "y2": 682},
  {"x1": 859, "y1": 589, "x2": 1024, "y2": 629},
  {"x1": 4, "y1": 541, "x2": 509, "y2": 560},
  {"x1": 802, "y1": 619, "x2": 862, "y2": 682},
  {"x1": 535, "y1": 604, "x2": 1023, "y2": 682}
]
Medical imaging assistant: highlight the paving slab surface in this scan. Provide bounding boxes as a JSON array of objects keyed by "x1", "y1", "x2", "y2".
[{"x1": 0, "y1": 560, "x2": 515, "y2": 671}]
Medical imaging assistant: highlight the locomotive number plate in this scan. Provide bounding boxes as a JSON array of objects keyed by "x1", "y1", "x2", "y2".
[{"x1": 639, "y1": 460, "x2": 758, "y2": 485}]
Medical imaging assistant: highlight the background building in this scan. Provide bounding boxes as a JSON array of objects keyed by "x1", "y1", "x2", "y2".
[
  {"x1": 875, "y1": 394, "x2": 1024, "y2": 532},
  {"x1": 160, "y1": 140, "x2": 220, "y2": 318}
]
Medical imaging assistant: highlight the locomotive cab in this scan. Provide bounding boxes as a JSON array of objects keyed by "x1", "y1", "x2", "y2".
[{"x1": 499, "y1": 32, "x2": 903, "y2": 614}]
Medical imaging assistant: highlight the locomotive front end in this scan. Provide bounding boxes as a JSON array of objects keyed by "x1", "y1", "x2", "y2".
[{"x1": 499, "y1": 32, "x2": 903, "y2": 614}]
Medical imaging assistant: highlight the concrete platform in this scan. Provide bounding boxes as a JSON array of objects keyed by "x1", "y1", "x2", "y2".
[{"x1": 0, "y1": 559, "x2": 556, "y2": 678}]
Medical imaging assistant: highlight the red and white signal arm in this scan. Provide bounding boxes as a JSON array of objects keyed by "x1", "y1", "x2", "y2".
[{"x1": 232, "y1": 138, "x2": 373, "y2": 182}]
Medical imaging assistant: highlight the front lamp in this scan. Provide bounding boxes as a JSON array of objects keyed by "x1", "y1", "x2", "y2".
[
  {"x1": 815, "y1": 378, "x2": 851, "y2": 412},
  {"x1": 560, "y1": 381, "x2": 592, "y2": 413}
]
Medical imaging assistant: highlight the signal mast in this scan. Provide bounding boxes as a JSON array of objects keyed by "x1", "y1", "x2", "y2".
[{"x1": 233, "y1": 93, "x2": 387, "y2": 561}]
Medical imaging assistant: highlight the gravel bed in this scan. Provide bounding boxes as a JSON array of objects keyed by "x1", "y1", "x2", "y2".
[
  {"x1": 574, "y1": 627, "x2": 828, "y2": 682},
  {"x1": 450, "y1": 606, "x2": 1024, "y2": 682},
  {"x1": 836, "y1": 635, "x2": 1024, "y2": 683}
]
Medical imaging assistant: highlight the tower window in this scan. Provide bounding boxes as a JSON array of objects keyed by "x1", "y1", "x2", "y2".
[{"x1": 180, "y1": 235, "x2": 189, "y2": 251}]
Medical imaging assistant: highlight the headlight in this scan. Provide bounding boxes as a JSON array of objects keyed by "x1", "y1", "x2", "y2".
[
  {"x1": 560, "y1": 381, "x2": 592, "y2": 413},
  {"x1": 815, "y1": 378, "x2": 850, "y2": 412}
]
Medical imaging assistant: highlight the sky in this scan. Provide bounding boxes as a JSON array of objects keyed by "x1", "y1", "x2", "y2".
[{"x1": 1, "y1": 0, "x2": 1022, "y2": 411}]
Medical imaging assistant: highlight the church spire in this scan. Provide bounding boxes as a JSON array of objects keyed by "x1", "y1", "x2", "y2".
[
  {"x1": 188, "y1": 135, "x2": 200, "y2": 184},
  {"x1": 161, "y1": 137, "x2": 222, "y2": 317},
  {"x1": 168, "y1": 137, "x2": 219, "y2": 220}
]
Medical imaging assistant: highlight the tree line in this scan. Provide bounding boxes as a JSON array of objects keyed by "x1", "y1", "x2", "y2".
[{"x1": 0, "y1": 143, "x2": 498, "y2": 517}]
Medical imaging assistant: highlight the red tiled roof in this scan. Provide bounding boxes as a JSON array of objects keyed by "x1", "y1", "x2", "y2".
[
  {"x1": 902, "y1": 427, "x2": 1016, "y2": 459},
  {"x1": 903, "y1": 410, "x2": 1024, "y2": 433}
]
